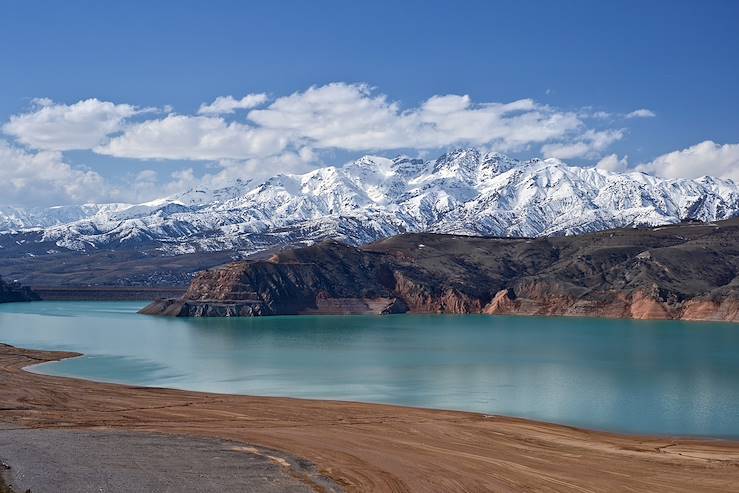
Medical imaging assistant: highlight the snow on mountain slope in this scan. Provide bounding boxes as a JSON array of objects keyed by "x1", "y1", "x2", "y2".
[
  {"x1": 1, "y1": 148, "x2": 737, "y2": 256},
  {"x1": 0, "y1": 203, "x2": 133, "y2": 231}
]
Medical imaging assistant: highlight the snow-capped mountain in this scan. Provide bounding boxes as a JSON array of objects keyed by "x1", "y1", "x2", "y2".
[
  {"x1": 0, "y1": 203, "x2": 133, "y2": 232},
  {"x1": 1, "y1": 149, "x2": 738, "y2": 256}
]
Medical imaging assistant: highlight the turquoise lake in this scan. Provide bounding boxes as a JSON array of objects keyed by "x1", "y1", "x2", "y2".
[{"x1": 1, "y1": 301, "x2": 738, "y2": 438}]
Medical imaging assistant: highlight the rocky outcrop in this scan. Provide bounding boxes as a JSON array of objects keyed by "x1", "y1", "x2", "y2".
[
  {"x1": 393, "y1": 272, "x2": 486, "y2": 314},
  {"x1": 0, "y1": 276, "x2": 39, "y2": 303},
  {"x1": 142, "y1": 242, "x2": 402, "y2": 316},
  {"x1": 142, "y1": 219, "x2": 739, "y2": 322},
  {"x1": 481, "y1": 284, "x2": 739, "y2": 322},
  {"x1": 138, "y1": 298, "x2": 266, "y2": 317}
]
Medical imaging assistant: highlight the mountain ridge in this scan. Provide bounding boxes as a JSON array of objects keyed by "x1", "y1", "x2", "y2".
[
  {"x1": 142, "y1": 218, "x2": 739, "y2": 322},
  {"x1": 1, "y1": 149, "x2": 737, "y2": 260}
]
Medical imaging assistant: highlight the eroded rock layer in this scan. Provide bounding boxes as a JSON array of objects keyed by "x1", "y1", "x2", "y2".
[{"x1": 141, "y1": 219, "x2": 739, "y2": 322}]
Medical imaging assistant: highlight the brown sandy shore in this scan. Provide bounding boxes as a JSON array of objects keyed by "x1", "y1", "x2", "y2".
[{"x1": 1, "y1": 344, "x2": 738, "y2": 492}]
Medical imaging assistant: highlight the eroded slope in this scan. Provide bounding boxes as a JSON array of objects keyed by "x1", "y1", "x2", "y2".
[{"x1": 142, "y1": 219, "x2": 739, "y2": 322}]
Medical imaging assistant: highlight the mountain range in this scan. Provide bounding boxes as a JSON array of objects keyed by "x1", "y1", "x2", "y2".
[{"x1": 1, "y1": 148, "x2": 737, "y2": 272}]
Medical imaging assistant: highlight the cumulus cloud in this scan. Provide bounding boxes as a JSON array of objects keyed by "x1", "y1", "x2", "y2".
[
  {"x1": 85, "y1": 82, "x2": 592, "y2": 162},
  {"x1": 636, "y1": 141, "x2": 739, "y2": 181},
  {"x1": 247, "y1": 83, "x2": 583, "y2": 153},
  {"x1": 197, "y1": 93, "x2": 269, "y2": 115},
  {"x1": 541, "y1": 129, "x2": 624, "y2": 160},
  {"x1": 596, "y1": 153, "x2": 629, "y2": 172},
  {"x1": 0, "y1": 140, "x2": 107, "y2": 206},
  {"x1": 2, "y1": 83, "x2": 618, "y2": 164},
  {"x1": 626, "y1": 108, "x2": 656, "y2": 119},
  {"x1": 2, "y1": 98, "x2": 141, "y2": 150},
  {"x1": 96, "y1": 114, "x2": 289, "y2": 160}
]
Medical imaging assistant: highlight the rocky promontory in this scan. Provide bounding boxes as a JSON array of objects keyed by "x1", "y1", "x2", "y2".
[
  {"x1": 141, "y1": 219, "x2": 739, "y2": 322},
  {"x1": 0, "y1": 276, "x2": 39, "y2": 303}
]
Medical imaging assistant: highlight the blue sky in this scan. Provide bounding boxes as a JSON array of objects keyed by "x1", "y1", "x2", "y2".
[{"x1": 0, "y1": 0, "x2": 737, "y2": 206}]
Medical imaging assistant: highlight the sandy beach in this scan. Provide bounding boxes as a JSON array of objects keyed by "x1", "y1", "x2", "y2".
[{"x1": 1, "y1": 343, "x2": 738, "y2": 492}]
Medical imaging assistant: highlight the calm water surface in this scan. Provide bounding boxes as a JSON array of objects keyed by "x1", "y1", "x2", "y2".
[{"x1": 1, "y1": 301, "x2": 738, "y2": 438}]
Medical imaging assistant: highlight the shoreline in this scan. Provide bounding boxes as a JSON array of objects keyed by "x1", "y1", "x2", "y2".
[
  {"x1": 141, "y1": 295, "x2": 739, "y2": 324},
  {"x1": 23, "y1": 350, "x2": 739, "y2": 443},
  {"x1": 8, "y1": 297, "x2": 739, "y2": 325},
  {"x1": 5, "y1": 297, "x2": 738, "y2": 326},
  {"x1": 1, "y1": 343, "x2": 738, "y2": 491}
]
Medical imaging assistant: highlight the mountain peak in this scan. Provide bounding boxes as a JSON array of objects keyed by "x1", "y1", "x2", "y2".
[
  {"x1": 1, "y1": 147, "x2": 738, "y2": 255},
  {"x1": 432, "y1": 148, "x2": 482, "y2": 177},
  {"x1": 391, "y1": 156, "x2": 426, "y2": 176},
  {"x1": 480, "y1": 151, "x2": 520, "y2": 175},
  {"x1": 344, "y1": 155, "x2": 395, "y2": 175}
]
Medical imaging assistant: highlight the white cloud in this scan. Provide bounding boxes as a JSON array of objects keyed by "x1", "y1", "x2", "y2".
[
  {"x1": 0, "y1": 140, "x2": 107, "y2": 206},
  {"x1": 626, "y1": 108, "x2": 656, "y2": 119},
  {"x1": 596, "y1": 153, "x2": 629, "y2": 172},
  {"x1": 1, "y1": 83, "x2": 620, "y2": 165},
  {"x1": 2, "y1": 98, "x2": 141, "y2": 150},
  {"x1": 197, "y1": 93, "x2": 269, "y2": 115},
  {"x1": 636, "y1": 141, "x2": 739, "y2": 181},
  {"x1": 541, "y1": 129, "x2": 624, "y2": 160},
  {"x1": 421, "y1": 94, "x2": 472, "y2": 113},
  {"x1": 247, "y1": 83, "x2": 404, "y2": 150},
  {"x1": 85, "y1": 82, "x2": 590, "y2": 162},
  {"x1": 248, "y1": 82, "x2": 582, "y2": 152},
  {"x1": 591, "y1": 111, "x2": 612, "y2": 119},
  {"x1": 96, "y1": 114, "x2": 289, "y2": 160}
]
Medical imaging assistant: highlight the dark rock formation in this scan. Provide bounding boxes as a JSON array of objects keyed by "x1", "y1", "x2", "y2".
[
  {"x1": 0, "y1": 276, "x2": 39, "y2": 303},
  {"x1": 141, "y1": 219, "x2": 739, "y2": 322}
]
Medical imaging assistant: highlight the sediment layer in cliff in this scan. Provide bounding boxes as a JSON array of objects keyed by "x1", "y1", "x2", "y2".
[{"x1": 141, "y1": 218, "x2": 739, "y2": 322}]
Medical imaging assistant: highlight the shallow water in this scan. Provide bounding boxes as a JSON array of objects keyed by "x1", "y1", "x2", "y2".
[{"x1": 1, "y1": 301, "x2": 738, "y2": 438}]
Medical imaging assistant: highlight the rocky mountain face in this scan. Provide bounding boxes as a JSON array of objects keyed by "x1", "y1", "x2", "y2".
[
  {"x1": 2, "y1": 149, "x2": 738, "y2": 261},
  {"x1": 142, "y1": 218, "x2": 739, "y2": 322},
  {"x1": 0, "y1": 276, "x2": 39, "y2": 303}
]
